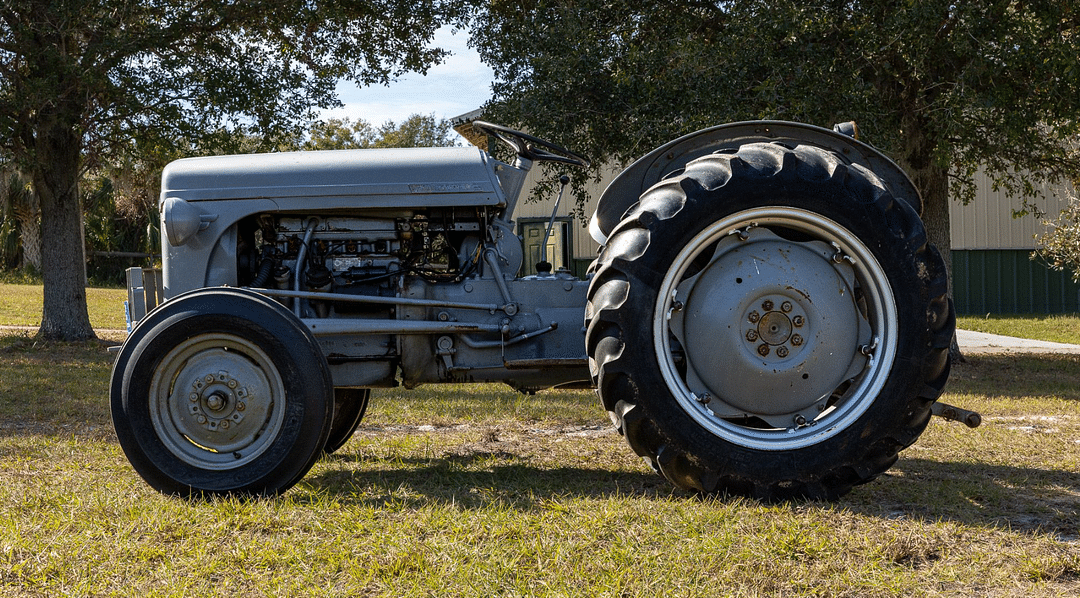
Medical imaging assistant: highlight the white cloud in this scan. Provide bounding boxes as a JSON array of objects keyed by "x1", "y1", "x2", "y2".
[{"x1": 323, "y1": 27, "x2": 494, "y2": 128}]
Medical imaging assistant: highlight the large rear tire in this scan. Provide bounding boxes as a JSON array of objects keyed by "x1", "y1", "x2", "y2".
[
  {"x1": 585, "y1": 142, "x2": 953, "y2": 501},
  {"x1": 111, "y1": 288, "x2": 333, "y2": 496}
]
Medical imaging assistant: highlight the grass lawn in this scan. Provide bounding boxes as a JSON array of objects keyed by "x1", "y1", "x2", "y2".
[
  {"x1": 0, "y1": 283, "x2": 128, "y2": 331},
  {"x1": 957, "y1": 314, "x2": 1080, "y2": 345},
  {"x1": 0, "y1": 330, "x2": 1078, "y2": 597}
]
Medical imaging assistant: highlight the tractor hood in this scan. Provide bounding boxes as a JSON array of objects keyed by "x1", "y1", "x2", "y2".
[{"x1": 160, "y1": 146, "x2": 505, "y2": 208}]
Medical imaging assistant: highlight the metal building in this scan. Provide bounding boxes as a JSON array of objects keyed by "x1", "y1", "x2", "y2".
[{"x1": 950, "y1": 170, "x2": 1079, "y2": 314}]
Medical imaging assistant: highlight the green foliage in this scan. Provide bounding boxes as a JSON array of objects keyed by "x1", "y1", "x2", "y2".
[
  {"x1": 0, "y1": 215, "x2": 16, "y2": 271},
  {"x1": 0, "y1": 0, "x2": 469, "y2": 164},
  {"x1": 373, "y1": 114, "x2": 459, "y2": 148},
  {"x1": 304, "y1": 118, "x2": 381, "y2": 150},
  {"x1": 82, "y1": 177, "x2": 158, "y2": 287},
  {"x1": 0, "y1": 183, "x2": 20, "y2": 271},
  {"x1": 0, "y1": 166, "x2": 37, "y2": 273},
  {"x1": 469, "y1": 0, "x2": 1080, "y2": 241},
  {"x1": 302, "y1": 114, "x2": 459, "y2": 150},
  {"x1": 0, "y1": 268, "x2": 39, "y2": 284},
  {"x1": 1034, "y1": 188, "x2": 1080, "y2": 283}
]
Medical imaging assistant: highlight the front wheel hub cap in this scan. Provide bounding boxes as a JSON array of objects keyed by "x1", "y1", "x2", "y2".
[{"x1": 149, "y1": 334, "x2": 286, "y2": 469}]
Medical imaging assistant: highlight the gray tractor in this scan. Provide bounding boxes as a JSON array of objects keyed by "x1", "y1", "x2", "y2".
[{"x1": 110, "y1": 120, "x2": 958, "y2": 501}]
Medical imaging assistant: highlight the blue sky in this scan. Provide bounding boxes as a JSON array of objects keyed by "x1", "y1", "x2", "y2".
[{"x1": 322, "y1": 27, "x2": 495, "y2": 130}]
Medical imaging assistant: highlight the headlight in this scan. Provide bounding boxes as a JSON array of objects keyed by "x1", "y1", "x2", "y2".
[{"x1": 162, "y1": 197, "x2": 216, "y2": 246}]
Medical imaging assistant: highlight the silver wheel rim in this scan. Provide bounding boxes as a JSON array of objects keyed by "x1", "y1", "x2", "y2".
[
  {"x1": 149, "y1": 333, "x2": 287, "y2": 469},
  {"x1": 654, "y1": 207, "x2": 897, "y2": 451}
]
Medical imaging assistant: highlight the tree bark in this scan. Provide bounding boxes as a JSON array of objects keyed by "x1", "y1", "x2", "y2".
[
  {"x1": 4, "y1": 171, "x2": 42, "y2": 272},
  {"x1": 900, "y1": 135, "x2": 961, "y2": 360},
  {"x1": 910, "y1": 165, "x2": 952, "y2": 290},
  {"x1": 32, "y1": 121, "x2": 96, "y2": 341},
  {"x1": 15, "y1": 207, "x2": 42, "y2": 272}
]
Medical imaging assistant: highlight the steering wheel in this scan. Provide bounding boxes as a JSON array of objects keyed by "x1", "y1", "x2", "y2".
[{"x1": 471, "y1": 121, "x2": 590, "y2": 168}]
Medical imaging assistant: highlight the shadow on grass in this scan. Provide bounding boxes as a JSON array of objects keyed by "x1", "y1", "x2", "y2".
[
  {"x1": 847, "y1": 456, "x2": 1079, "y2": 541},
  {"x1": 949, "y1": 353, "x2": 1080, "y2": 401},
  {"x1": 305, "y1": 451, "x2": 673, "y2": 509},
  {"x1": 304, "y1": 446, "x2": 1078, "y2": 542}
]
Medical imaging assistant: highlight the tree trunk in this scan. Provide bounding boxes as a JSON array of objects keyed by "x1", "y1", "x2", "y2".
[
  {"x1": 15, "y1": 208, "x2": 42, "y2": 272},
  {"x1": 901, "y1": 148, "x2": 961, "y2": 360},
  {"x1": 910, "y1": 165, "x2": 952, "y2": 288},
  {"x1": 4, "y1": 171, "x2": 42, "y2": 272},
  {"x1": 32, "y1": 121, "x2": 96, "y2": 341}
]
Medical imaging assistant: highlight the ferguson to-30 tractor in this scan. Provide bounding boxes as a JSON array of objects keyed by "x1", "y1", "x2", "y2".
[{"x1": 110, "y1": 120, "x2": 963, "y2": 501}]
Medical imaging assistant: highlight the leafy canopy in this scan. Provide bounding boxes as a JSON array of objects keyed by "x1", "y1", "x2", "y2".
[
  {"x1": 0, "y1": 0, "x2": 466, "y2": 165},
  {"x1": 470, "y1": 0, "x2": 1080, "y2": 214},
  {"x1": 303, "y1": 114, "x2": 460, "y2": 150},
  {"x1": 1035, "y1": 185, "x2": 1080, "y2": 282}
]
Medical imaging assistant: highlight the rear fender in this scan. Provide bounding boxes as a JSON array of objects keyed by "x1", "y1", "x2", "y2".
[{"x1": 589, "y1": 121, "x2": 920, "y2": 245}]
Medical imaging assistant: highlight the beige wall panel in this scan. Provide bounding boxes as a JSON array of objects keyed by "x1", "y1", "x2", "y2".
[{"x1": 950, "y1": 169, "x2": 1073, "y2": 250}]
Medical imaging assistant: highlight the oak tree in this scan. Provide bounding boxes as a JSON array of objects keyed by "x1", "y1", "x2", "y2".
[
  {"x1": 470, "y1": 0, "x2": 1080, "y2": 290},
  {"x1": 1, "y1": 0, "x2": 463, "y2": 339}
]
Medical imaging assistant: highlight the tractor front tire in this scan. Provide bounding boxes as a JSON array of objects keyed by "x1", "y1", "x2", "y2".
[
  {"x1": 324, "y1": 388, "x2": 370, "y2": 454},
  {"x1": 111, "y1": 288, "x2": 334, "y2": 496}
]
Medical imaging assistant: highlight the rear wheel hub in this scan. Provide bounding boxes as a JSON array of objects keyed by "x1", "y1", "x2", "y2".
[{"x1": 658, "y1": 208, "x2": 896, "y2": 449}]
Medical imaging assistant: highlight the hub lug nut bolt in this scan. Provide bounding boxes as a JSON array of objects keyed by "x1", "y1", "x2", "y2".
[
  {"x1": 791, "y1": 334, "x2": 803, "y2": 346},
  {"x1": 781, "y1": 301, "x2": 792, "y2": 313},
  {"x1": 748, "y1": 311, "x2": 760, "y2": 323},
  {"x1": 776, "y1": 346, "x2": 789, "y2": 358},
  {"x1": 757, "y1": 344, "x2": 770, "y2": 357},
  {"x1": 762, "y1": 300, "x2": 774, "y2": 311},
  {"x1": 746, "y1": 329, "x2": 759, "y2": 341},
  {"x1": 206, "y1": 393, "x2": 226, "y2": 411},
  {"x1": 792, "y1": 315, "x2": 805, "y2": 327}
]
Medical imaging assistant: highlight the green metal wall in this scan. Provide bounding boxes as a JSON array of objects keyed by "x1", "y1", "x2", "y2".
[
  {"x1": 951, "y1": 250, "x2": 1080, "y2": 315},
  {"x1": 571, "y1": 258, "x2": 592, "y2": 279}
]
